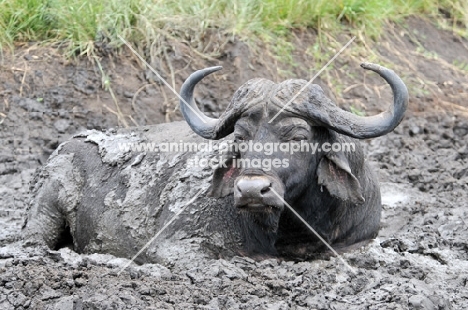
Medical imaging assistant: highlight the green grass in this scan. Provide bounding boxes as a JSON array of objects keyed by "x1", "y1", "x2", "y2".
[{"x1": 0, "y1": 0, "x2": 467, "y2": 56}]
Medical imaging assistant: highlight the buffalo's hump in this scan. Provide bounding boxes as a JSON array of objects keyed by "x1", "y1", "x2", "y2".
[{"x1": 23, "y1": 122, "x2": 244, "y2": 265}]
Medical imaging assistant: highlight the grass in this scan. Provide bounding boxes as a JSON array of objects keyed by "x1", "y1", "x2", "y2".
[{"x1": 0, "y1": 0, "x2": 467, "y2": 57}]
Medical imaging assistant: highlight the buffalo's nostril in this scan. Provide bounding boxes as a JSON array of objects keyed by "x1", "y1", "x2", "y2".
[{"x1": 260, "y1": 184, "x2": 271, "y2": 195}]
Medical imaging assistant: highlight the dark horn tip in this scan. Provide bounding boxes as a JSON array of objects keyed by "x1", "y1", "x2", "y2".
[
  {"x1": 208, "y1": 66, "x2": 223, "y2": 72},
  {"x1": 360, "y1": 62, "x2": 385, "y2": 72},
  {"x1": 198, "y1": 66, "x2": 223, "y2": 79}
]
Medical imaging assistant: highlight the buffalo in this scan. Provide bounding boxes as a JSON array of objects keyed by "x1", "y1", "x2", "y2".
[{"x1": 23, "y1": 62, "x2": 408, "y2": 264}]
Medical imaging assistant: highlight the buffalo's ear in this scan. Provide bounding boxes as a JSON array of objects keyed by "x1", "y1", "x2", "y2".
[
  {"x1": 208, "y1": 155, "x2": 240, "y2": 198},
  {"x1": 316, "y1": 152, "x2": 365, "y2": 204}
]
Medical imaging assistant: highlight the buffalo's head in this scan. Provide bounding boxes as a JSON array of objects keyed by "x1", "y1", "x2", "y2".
[{"x1": 180, "y1": 63, "x2": 408, "y2": 255}]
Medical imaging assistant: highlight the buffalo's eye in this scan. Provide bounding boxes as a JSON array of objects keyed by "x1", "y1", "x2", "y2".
[
  {"x1": 234, "y1": 135, "x2": 246, "y2": 142},
  {"x1": 291, "y1": 135, "x2": 307, "y2": 141}
]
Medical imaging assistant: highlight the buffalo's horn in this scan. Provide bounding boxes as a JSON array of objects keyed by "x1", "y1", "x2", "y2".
[
  {"x1": 180, "y1": 67, "x2": 270, "y2": 140},
  {"x1": 179, "y1": 66, "x2": 223, "y2": 139},
  {"x1": 308, "y1": 62, "x2": 408, "y2": 139}
]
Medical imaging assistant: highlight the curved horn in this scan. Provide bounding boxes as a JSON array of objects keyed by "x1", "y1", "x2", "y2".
[
  {"x1": 180, "y1": 67, "x2": 271, "y2": 140},
  {"x1": 179, "y1": 66, "x2": 223, "y2": 139},
  {"x1": 307, "y1": 62, "x2": 409, "y2": 139}
]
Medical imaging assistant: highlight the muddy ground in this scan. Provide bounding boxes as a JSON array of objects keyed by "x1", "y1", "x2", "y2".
[{"x1": 0, "y1": 18, "x2": 468, "y2": 309}]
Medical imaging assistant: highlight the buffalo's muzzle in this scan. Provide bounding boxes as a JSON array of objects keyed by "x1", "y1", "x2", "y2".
[{"x1": 234, "y1": 176, "x2": 284, "y2": 211}]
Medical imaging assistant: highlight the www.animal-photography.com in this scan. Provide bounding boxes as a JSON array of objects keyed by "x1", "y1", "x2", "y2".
[{"x1": 1, "y1": 1, "x2": 467, "y2": 309}]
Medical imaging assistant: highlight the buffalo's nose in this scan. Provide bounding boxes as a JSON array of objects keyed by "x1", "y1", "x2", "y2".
[{"x1": 236, "y1": 177, "x2": 271, "y2": 198}]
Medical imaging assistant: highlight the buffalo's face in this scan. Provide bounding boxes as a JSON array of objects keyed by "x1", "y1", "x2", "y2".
[
  {"x1": 231, "y1": 112, "x2": 315, "y2": 213},
  {"x1": 208, "y1": 105, "x2": 329, "y2": 255},
  {"x1": 210, "y1": 102, "x2": 321, "y2": 229}
]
